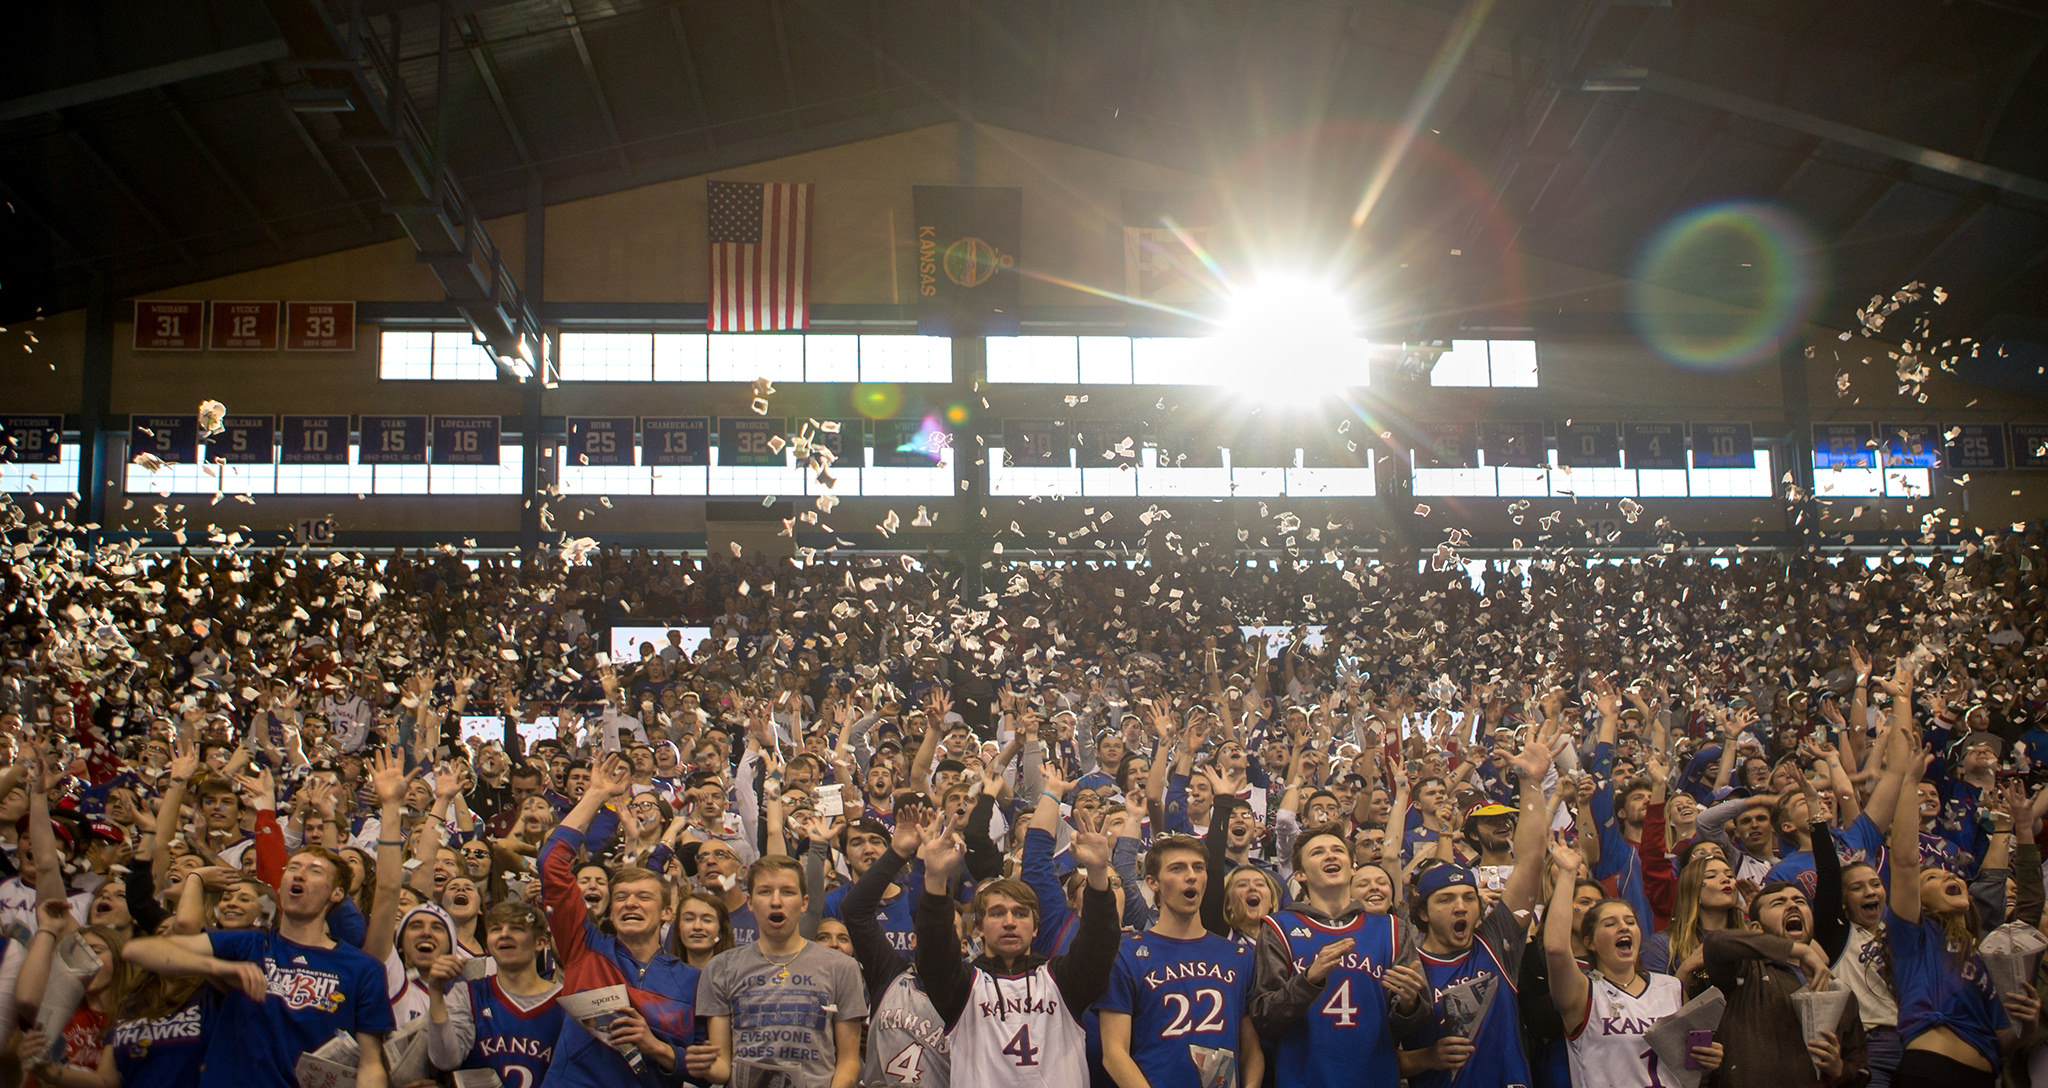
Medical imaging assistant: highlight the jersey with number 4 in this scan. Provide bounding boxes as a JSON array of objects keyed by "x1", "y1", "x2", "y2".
[
  {"x1": 463, "y1": 974, "x2": 565, "y2": 1088},
  {"x1": 1565, "y1": 972, "x2": 1682, "y2": 1088},
  {"x1": 1264, "y1": 910, "x2": 1404, "y2": 1088},
  {"x1": 946, "y1": 965, "x2": 1085, "y2": 1088},
  {"x1": 1100, "y1": 930, "x2": 1254, "y2": 1088},
  {"x1": 863, "y1": 969, "x2": 952, "y2": 1088}
]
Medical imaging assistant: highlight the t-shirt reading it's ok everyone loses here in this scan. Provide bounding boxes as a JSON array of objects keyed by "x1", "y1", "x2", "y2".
[{"x1": 696, "y1": 942, "x2": 869, "y2": 1088}]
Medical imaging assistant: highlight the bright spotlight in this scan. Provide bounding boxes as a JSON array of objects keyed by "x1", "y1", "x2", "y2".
[{"x1": 1220, "y1": 276, "x2": 1362, "y2": 401}]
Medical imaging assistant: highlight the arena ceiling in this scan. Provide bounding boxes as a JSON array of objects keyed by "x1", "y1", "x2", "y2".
[{"x1": 4, "y1": 0, "x2": 2048, "y2": 357}]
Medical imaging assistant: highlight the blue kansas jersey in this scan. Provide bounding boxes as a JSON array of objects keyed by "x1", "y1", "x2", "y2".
[
  {"x1": 1101, "y1": 930, "x2": 1254, "y2": 1088},
  {"x1": 464, "y1": 975, "x2": 566, "y2": 1088},
  {"x1": 1264, "y1": 910, "x2": 1403, "y2": 1088}
]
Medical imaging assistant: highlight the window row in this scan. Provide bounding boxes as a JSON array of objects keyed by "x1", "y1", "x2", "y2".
[
  {"x1": 121, "y1": 445, "x2": 527, "y2": 495},
  {"x1": 1411, "y1": 448, "x2": 1775, "y2": 498},
  {"x1": 986, "y1": 447, "x2": 1378, "y2": 498},
  {"x1": 377, "y1": 330, "x2": 1542, "y2": 388},
  {"x1": 556, "y1": 446, "x2": 956, "y2": 497}
]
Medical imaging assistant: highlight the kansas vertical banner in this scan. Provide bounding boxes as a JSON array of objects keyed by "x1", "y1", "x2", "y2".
[
  {"x1": 1122, "y1": 190, "x2": 1215, "y2": 333},
  {"x1": 913, "y1": 186, "x2": 1022, "y2": 336}
]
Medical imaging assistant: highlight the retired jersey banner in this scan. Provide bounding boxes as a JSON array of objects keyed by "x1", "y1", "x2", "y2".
[
  {"x1": 642, "y1": 418, "x2": 708, "y2": 466},
  {"x1": 280, "y1": 415, "x2": 349, "y2": 464},
  {"x1": 359, "y1": 415, "x2": 428, "y2": 464},
  {"x1": 1481, "y1": 420, "x2": 1546, "y2": 468},
  {"x1": 1943, "y1": 423, "x2": 2006, "y2": 470},
  {"x1": 208, "y1": 416, "x2": 275, "y2": 464},
  {"x1": 913, "y1": 185, "x2": 1022, "y2": 337},
  {"x1": 1692, "y1": 422, "x2": 1754, "y2": 468},
  {"x1": 433, "y1": 416, "x2": 501, "y2": 465},
  {"x1": 1623, "y1": 422, "x2": 1685, "y2": 470},
  {"x1": 1123, "y1": 190, "x2": 1217, "y2": 333},
  {"x1": 1556, "y1": 420, "x2": 1620, "y2": 468},
  {"x1": 130, "y1": 415, "x2": 199, "y2": 464},
  {"x1": 0, "y1": 416, "x2": 63, "y2": 464},
  {"x1": 567, "y1": 417, "x2": 636, "y2": 467}
]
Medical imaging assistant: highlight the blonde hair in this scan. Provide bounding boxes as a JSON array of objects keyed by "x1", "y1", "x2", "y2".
[
  {"x1": 1665, "y1": 857, "x2": 1742, "y2": 972},
  {"x1": 1223, "y1": 866, "x2": 1283, "y2": 936}
]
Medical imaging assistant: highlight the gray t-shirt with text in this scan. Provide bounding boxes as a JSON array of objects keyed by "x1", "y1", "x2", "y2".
[{"x1": 697, "y1": 941, "x2": 869, "y2": 1088}]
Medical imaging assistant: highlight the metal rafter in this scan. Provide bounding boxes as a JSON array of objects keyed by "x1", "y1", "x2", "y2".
[
  {"x1": 154, "y1": 87, "x2": 287, "y2": 251},
  {"x1": 1972, "y1": 25, "x2": 2048, "y2": 161},
  {"x1": 1878, "y1": 195, "x2": 1989, "y2": 293},
  {"x1": 269, "y1": 86, "x2": 375, "y2": 229},
  {"x1": 0, "y1": 40, "x2": 291, "y2": 124},
  {"x1": 1829, "y1": 163, "x2": 1907, "y2": 241},
  {"x1": 557, "y1": 0, "x2": 631, "y2": 168},
  {"x1": 458, "y1": 13, "x2": 537, "y2": 171},
  {"x1": 768, "y1": 0, "x2": 804, "y2": 135},
  {"x1": 65, "y1": 128, "x2": 198, "y2": 267},
  {"x1": 665, "y1": 3, "x2": 716, "y2": 150}
]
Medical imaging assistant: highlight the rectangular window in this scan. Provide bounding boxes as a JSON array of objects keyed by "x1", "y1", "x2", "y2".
[
  {"x1": 1286, "y1": 453, "x2": 1378, "y2": 497},
  {"x1": 707, "y1": 334, "x2": 804, "y2": 382},
  {"x1": 860, "y1": 445, "x2": 956, "y2": 496},
  {"x1": 858, "y1": 335, "x2": 952, "y2": 382},
  {"x1": 1, "y1": 442, "x2": 80, "y2": 494},
  {"x1": 1131, "y1": 338, "x2": 1229, "y2": 384},
  {"x1": 1430, "y1": 339, "x2": 1540, "y2": 388},
  {"x1": 379, "y1": 330, "x2": 500, "y2": 380},
  {"x1": 556, "y1": 332, "x2": 655, "y2": 381},
  {"x1": 803, "y1": 335, "x2": 860, "y2": 383},
  {"x1": 427, "y1": 445, "x2": 524, "y2": 494},
  {"x1": 124, "y1": 458, "x2": 275, "y2": 495},
  {"x1": 277, "y1": 449, "x2": 376, "y2": 495},
  {"x1": 987, "y1": 336, "x2": 1078, "y2": 384},
  {"x1": 555, "y1": 331, "x2": 952, "y2": 384},
  {"x1": 654, "y1": 333, "x2": 709, "y2": 381},
  {"x1": 1077, "y1": 337, "x2": 1135, "y2": 384},
  {"x1": 989, "y1": 445, "x2": 1082, "y2": 497},
  {"x1": 1413, "y1": 446, "x2": 1772, "y2": 498},
  {"x1": 1136, "y1": 446, "x2": 1234, "y2": 497}
]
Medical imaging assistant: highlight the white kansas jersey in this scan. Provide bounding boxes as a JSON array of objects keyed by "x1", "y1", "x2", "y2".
[
  {"x1": 945, "y1": 964, "x2": 1085, "y2": 1088},
  {"x1": 1565, "y1": 971, "x2": 1683, "y2": 1088}
]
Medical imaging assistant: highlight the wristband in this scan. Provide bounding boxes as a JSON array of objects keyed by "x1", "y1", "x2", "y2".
[
  {"x1": 1043, "y1": 791, "x2": 1063, "y2": 804},
  {"x1": 377, "y1": 838, "x2": 405, "y2": 847}
]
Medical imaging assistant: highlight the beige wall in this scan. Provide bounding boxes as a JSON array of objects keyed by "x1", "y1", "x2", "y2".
[{"x1": 6, "y1": 121, "x2": 2046, "y2": 541}]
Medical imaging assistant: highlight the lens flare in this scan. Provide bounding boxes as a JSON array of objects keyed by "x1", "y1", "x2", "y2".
[
  {"x1": 945, "y1": 403, "x2": 971, "y2": 426},
  {"x1": 852, "y1": 383, "x2": 902, "y2": 419},
  {"x1": 1630, "y1": 201, "x2": 1822, "y2": 370}
]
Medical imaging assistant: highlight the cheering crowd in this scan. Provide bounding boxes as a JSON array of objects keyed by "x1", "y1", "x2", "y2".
[{"x1": 0, "y1": 518, "x2": 2045, "y2": 1088}]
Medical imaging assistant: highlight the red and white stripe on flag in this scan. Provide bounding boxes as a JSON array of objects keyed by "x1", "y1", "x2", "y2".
[{"x1": 708, "y1": 181, "x2": 813, "y2": 332}]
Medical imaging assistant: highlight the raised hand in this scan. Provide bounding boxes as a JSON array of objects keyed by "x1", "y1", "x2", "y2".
[
  {"x1": 918, "y1": 819, "x2": 965, "y2": 884},
  {"x1": 167, "y1": 735, "x2": 201, "y2": 782},
  {"x1": 1506, "y1": 737, "x2": 1553, "y2": 783},
  {"x1": 593, "y1": 752, "x2": 633, "y2": 800},
  {"x1": 234, "y1": 767, "x2": 277, "y2": 812},
  {"x1": 1548, "y1": 834, "x2": 1584, "y2": 877},
  {"x1": 370, "y1": 746, "x2": 417, "y2": 808},
  {"x1": 1071, "y1": 829, "x2": 1110, "y2": 872}
]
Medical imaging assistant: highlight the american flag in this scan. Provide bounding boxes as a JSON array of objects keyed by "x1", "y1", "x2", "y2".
[{"x1": 707, "y1": 180, "x2": 813, "y2": 332}]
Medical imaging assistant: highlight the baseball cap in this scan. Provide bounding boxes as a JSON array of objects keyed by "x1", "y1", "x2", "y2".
[
  {"x1": 1416, "y1": 863, "x2": 1478, "y2": 901},
  {"x1": 1464, "y1": 802, "x2": 1517, "y2": 824}
]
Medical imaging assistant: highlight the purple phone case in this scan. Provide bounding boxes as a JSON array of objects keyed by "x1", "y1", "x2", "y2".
[{"x1": 1684, "y1": 1029, "x2": 1714, "y2": 1068}]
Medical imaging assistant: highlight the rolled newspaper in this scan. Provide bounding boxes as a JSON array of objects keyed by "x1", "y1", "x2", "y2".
[
  {"x1": 1642, "y1": 986, "x2": 1725, "y2": 1088},
  {"x1": 1791, "y1": 988, "x2": 1851, "y2": 1046},
  {"x1": 558, "y1": 984, "x2": 646, "y2": 1074},
  {"x1": 32, "y1": 933, "x2": 103, "y2": 1064}
]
